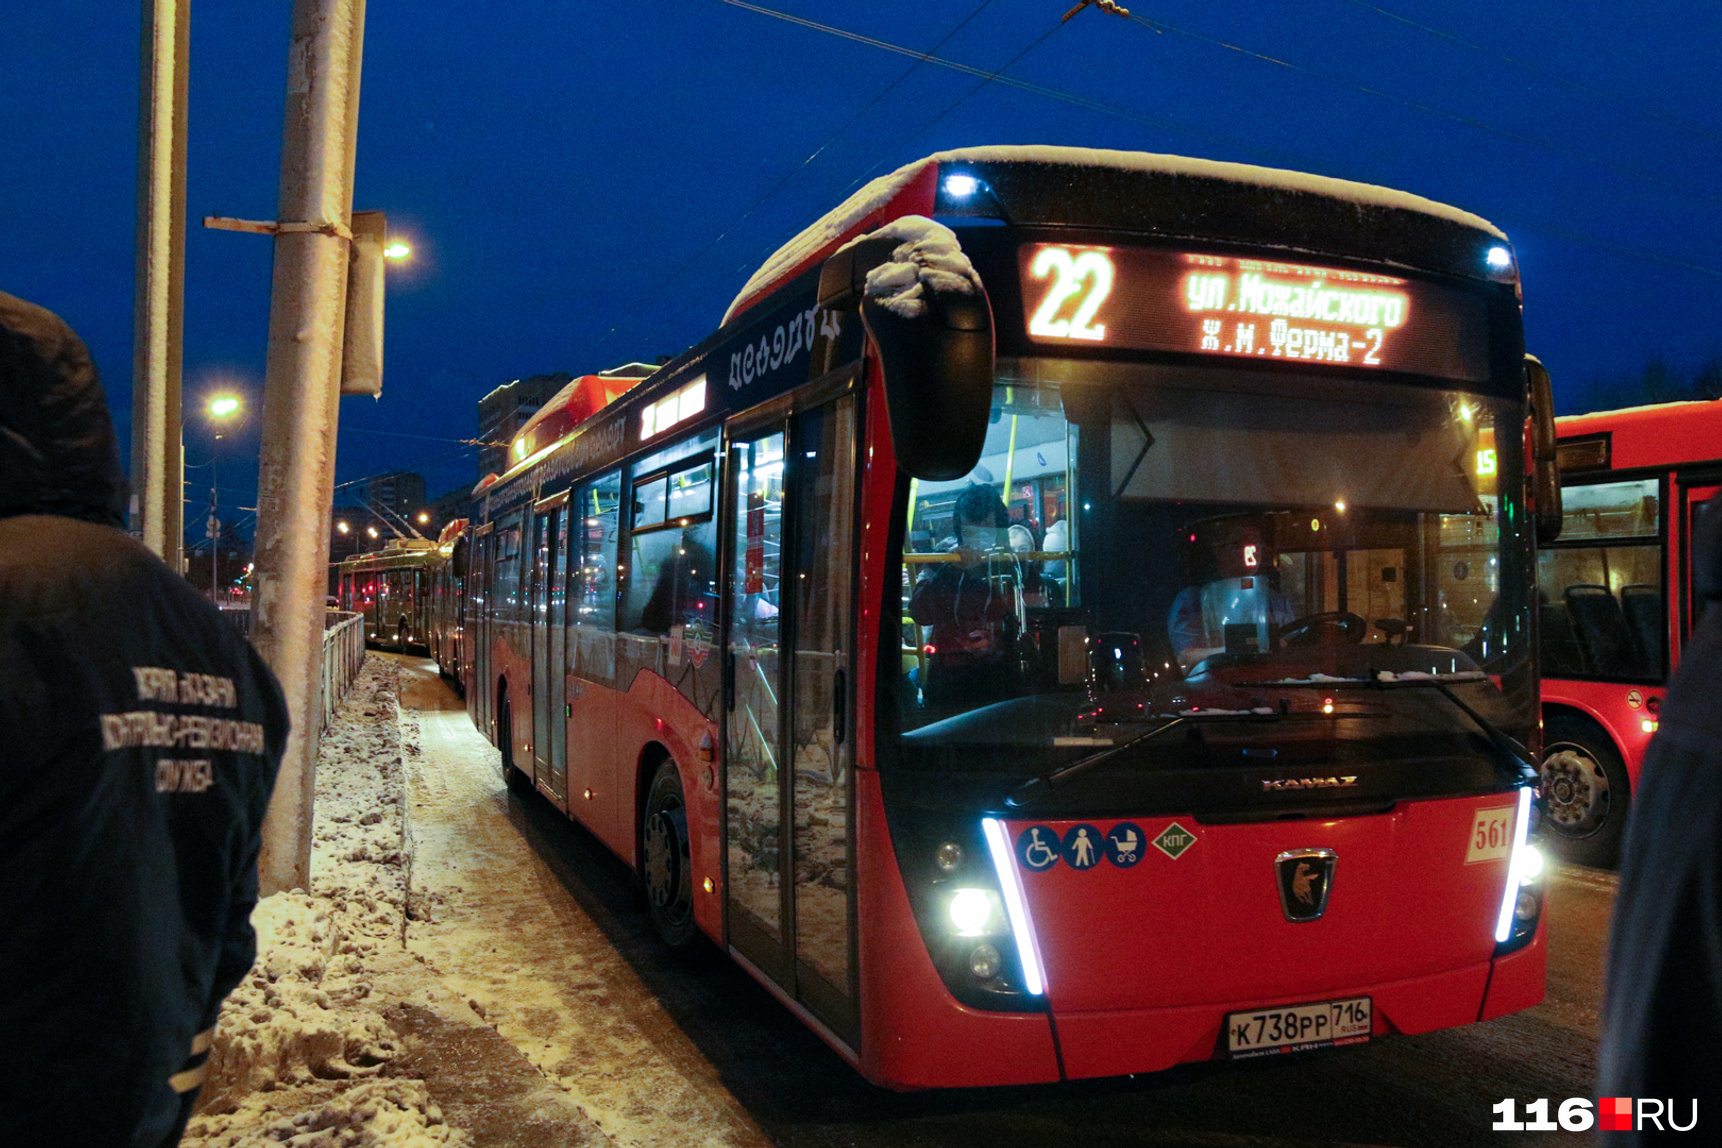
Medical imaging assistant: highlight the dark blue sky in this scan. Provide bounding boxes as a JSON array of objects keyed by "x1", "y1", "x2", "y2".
[{"x1": 4, "y1": 1, "x2": 1719, "y2": 510}]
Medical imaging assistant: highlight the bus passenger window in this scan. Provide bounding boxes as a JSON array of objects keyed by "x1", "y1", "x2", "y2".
[{"x1": 571, "y1": 470, "x2": 620, "y2": 686}]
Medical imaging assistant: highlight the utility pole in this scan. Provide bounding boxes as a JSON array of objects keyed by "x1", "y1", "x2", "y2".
[
  {"x1": 252, "y1": 0, "x2": 367, "y2": 894},
  {"x1": 130, "y1": 0, "x2": 188, "y2": 568}
]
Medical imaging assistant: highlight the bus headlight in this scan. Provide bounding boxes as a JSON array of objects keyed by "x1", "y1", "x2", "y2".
[
  {"x1": 948, "y1": 888, "x2": 1002, "y2": 936},
  {"x1": 1494, "y1": 787, "x2": 1545, "y2": 954},
  {"x1": 982, "y1": 817, "x2": 1047, "y2": 996},
  {"x1": 888, "y1": 808, "x2": 1047, "y2": 1008},
  {"x1": 1517, "y1": 842, "x2": 1545, "y2": 884}
]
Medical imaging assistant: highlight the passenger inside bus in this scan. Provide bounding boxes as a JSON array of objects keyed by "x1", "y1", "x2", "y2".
[
  {"x1": 907, "y1": 483, "x2": 1020, "y2": 707},
  {"x1": 1167, "y1": 528, "x2": 1298, "y2": 670},
  {"x1": 637, "y1": 521, "x2": 718, "y2": 636},
  {"x1": 898, "y1": 371, "x2": 1519, "y2": 736}
]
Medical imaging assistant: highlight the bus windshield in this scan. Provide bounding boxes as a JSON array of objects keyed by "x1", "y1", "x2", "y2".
[{"x1": 893, "y1": 358, "x2": 1530, "y2": 783}]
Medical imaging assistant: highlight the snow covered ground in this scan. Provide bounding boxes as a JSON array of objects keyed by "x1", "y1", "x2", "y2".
[
  {"x1": 181, "y1": 655, "x2": 765, "y2": 1148},
  {"x1": 184, "y1": 658, "x2": 468, "y2": 1148}
]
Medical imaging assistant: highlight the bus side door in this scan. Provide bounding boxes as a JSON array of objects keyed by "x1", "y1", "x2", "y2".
[
  {"x1": 530, "y1": 492, "x2": 571, "y2": 809},
  {"x1": 723, "y1": 392, "x2": 859, "y2": 1046},
  {"x1": 1681, "y1": 483, "x2": 1720, "y2": 658}
]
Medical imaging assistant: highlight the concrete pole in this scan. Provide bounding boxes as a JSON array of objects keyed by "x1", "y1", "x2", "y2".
[
  {"x1": 130, "y1": 0, "x2": 187, "y2": 569},
  {"x1": 253, "y1": 0, "x2": 366, "y2": 894}
]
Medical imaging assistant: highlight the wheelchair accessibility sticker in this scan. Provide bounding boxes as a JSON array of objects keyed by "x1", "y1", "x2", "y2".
[
  {"x1": 1016, "y1": 822, "x2": 1156, "y2": 871},
  {"x1": 1017, "y1": 826, "x2": 1062, "y2": 871}
]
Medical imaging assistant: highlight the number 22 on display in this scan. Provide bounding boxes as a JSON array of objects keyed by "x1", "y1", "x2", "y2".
[{"x1": 1028, "y1": 247, "x2": 1113, "y2": 341}]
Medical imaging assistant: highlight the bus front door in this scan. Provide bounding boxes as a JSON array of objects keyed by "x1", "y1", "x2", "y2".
[
  {"x1": 1683, "y1": 484, "x2": 1720, "y2": 643},
  {"x1": 724, "y1": 395, "x2": 859, "y2": 1046},
  {"x1": 471, "y1": 524, "x2": 494, "y2": 741},
  {"x1": 530, "y1": 496, "x2": 570, "y2": 809}
]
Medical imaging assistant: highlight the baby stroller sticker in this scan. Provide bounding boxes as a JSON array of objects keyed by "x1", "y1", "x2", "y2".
[{"x1": 1106, "y1": 822, "x2": 1145, "y2": 867}]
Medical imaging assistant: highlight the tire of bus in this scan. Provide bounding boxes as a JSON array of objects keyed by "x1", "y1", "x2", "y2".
[
  {"x1": 1540, "y1": 714, "x2": 1629, "y2": 868},
  {"x1": 499, "y1": 687, "x2": 532, "y2": 795},
  {"x1": 642, "y1": 758, "x2": 697, "y2": 949}
]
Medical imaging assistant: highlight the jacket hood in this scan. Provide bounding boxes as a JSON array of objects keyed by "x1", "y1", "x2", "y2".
[{"x1": 0, "y1": 291, "x2": 128, "y2": 528}]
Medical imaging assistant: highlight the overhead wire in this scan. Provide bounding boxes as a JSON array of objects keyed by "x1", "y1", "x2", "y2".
[
  {"x1": 619, "y1": 0, "x2": 1310, "y2": 356},
  {"x1": 702, "y1": 3, "x2": 1722, "y2": 278},
  {"x1": 1337, "y1": 0, "x2": 1722, "y2": 146},
  {"x1": 609, "y1": 0, "x2": 1000, "y2": 359},
  {"x1": 1117, "y1": 10, "x2": 1722, "y2": 208},
  {"x1": 714, "y1": 4, "x2": 1080, "y2": 301},
  {"x1": 582, "y1": 1, "x2": 1722, "y2": 390}
]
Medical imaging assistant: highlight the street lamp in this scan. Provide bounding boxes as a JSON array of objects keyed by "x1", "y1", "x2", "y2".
[{"x1": 205, "y1": 392, "x2": 242, "y2": 603}]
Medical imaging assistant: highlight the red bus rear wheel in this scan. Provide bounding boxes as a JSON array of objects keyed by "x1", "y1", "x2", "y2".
[
  {"x1": 1540, "y1": 715, "x2": 1628, "y2": 867},
  {"x1": 643, "y1": 759, "x2": 696, "y2": 948}
]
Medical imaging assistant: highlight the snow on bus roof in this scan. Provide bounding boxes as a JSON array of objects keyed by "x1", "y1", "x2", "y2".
[{"x1": 723, "y1": 145, "x2": 1505, "y2": 326}]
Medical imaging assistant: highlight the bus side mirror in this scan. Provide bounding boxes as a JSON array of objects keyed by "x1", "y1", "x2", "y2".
[
  {"x1": 819, "y1": 237, "x2": 995, "y2": 481},
  {"x1": 1526, "y1": 354, "x2": 1562, "y2": 544}
]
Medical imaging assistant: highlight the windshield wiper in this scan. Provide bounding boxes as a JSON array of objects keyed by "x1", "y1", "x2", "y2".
[
  {"x1": 1005, "y1": 710, "x2": 1285, "y2": 809},
  {"x1": 1232, "y1": 675, "x2": 1537, "y2": 783}
]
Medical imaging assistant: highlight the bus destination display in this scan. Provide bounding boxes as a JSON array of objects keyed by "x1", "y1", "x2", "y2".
[{"x1": 1019, "y1": 244, "x2": 1489, "y2": 382}]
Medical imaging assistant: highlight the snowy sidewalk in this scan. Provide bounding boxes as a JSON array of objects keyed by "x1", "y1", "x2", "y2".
[{"x1": 183, "y1": 655, "x2": 765, "y2": 1148}]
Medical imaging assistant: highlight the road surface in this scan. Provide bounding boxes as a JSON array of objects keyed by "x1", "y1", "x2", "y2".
[{"x1": 395, "y1": 654, "x2": 1614, "y2": 1148}]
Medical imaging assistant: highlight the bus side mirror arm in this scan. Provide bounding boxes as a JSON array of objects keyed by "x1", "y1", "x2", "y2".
[
  {"x1": 1526, "y1": 354, "x2": 1562, "y2": 544},
  {"x1": 818, "y1": 237, "x2": 995, "y2": 482}
]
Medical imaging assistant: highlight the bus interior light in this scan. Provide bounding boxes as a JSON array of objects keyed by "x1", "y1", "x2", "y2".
[{"x1": 981, "y1": 818, "x2": 1047, "y2": 995}]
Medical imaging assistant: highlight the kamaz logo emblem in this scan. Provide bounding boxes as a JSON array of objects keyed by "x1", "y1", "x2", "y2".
[{"x1": 1262, "y1": 775, "x2": 1359, "y2": 791}]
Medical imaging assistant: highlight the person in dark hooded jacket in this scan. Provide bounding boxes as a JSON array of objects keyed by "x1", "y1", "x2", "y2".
[
  {"x1": 0, "y1": 291, "x2": 289, "y2": 1147},
  {"x1": 1597, "y1": 494, "x2": 1722, "y2": 1141}
]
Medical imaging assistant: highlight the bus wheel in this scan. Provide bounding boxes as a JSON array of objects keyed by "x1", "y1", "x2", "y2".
[
  {"x1": 1540, "y1": 715, "x2": 1629, "y2": 868},
  {"x1": 499, "y1": 689, "x2": 531, "y2": 794},
  {"x1": 642, "y1": 759, "x2": 696, "y2": 948}
]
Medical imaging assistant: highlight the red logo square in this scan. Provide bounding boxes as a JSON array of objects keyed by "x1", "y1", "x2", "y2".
[{"x1": 1599, "y1": 1097, "x2": 1634, "y2": 1131}]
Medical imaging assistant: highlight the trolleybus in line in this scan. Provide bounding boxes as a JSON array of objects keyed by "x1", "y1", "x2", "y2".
[
  {"x1": 1535, "y1": 397, "x2": 1722, "y2": 865},
  {"x1": 461, "y1": 146, "x2": 1555, "y2": 1088},
  {"x1": 425, "y1": 518, "x2": 470, "y2": 687},
  {"x1": 334, "y1": 537, "x2": 445, "y2": 652}
]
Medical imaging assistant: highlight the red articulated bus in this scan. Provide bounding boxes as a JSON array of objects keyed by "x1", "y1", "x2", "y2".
[
  {"x1": 463, "y1": 146, "x2": 1552, "y2": 1088},
  {"x1": 1536, "y1": 398, "x2": 1722, "y2": 865}
]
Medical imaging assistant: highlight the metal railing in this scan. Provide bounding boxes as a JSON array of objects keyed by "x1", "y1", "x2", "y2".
[{"x1": 320, "y1": 611, "x2": 366, "y2": 733}]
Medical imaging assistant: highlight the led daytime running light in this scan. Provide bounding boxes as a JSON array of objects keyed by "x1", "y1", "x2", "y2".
[
  {"x1": 1494, "y1": 787, "x2": 1536, "y2": 943},
  {"x1": 981, "y1": 818, "x2": 1047, "y2": 996}
]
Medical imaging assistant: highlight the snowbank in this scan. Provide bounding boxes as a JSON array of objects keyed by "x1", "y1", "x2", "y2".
[{"x1": 184, "y1": 659, "x2": 465, "y2": 1147}]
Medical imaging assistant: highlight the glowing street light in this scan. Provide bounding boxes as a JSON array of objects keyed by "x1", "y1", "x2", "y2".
[
  {"x1": 384, "y1": 240, "x2": 411, "y2": 260},
  {"x1": 204, "y1": 392, "x2": 243, "y2": 603}
]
